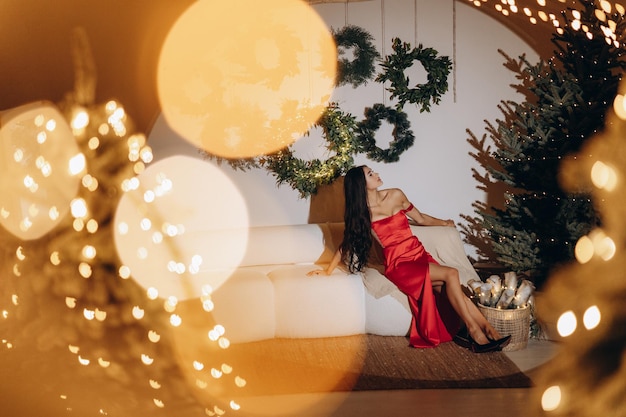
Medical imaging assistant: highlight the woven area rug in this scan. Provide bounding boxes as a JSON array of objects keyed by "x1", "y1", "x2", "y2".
[
  {"x1": 203, "y1": 334, "x2": 533, "y2": 396},
  {"x1": 0, "y1": 333, "x2": 533, "y2": 416}
]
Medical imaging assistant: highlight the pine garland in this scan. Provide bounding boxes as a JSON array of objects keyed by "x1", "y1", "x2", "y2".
[
  {"x1": 356, "y1": 103, "x2": 415, "y2": 163},
  {"x1": 333, "y1": 25, "x2": 380, "y2": 88},
  {"x1": 264, "y1": 104, "x2": 358, "y2": 198},
  {"x1": 376, "y1": 38, "x2": 452, "y2": 112}
]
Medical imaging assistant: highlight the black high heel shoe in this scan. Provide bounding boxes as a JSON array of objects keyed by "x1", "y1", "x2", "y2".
[
  {"x1": 469, "y1": 336, "x2": 502, "y2": 353},
  {"x1": 490, "y1": 334, "x2": 512, "y2": 348},
  {"x1": 469, "y1": 335, "x2": 510, "y2": 353},
  {"x1": 453, "y1": 330, "x2": 472, "y2": 349},
  {"x1": 453, "y1": 328, "x2": 511, "y2": 353}
]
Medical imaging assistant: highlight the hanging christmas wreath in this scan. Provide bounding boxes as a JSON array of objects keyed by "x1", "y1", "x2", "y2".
[
  {"x1": 356, "y1": 103, "x2": 414, "y2": 163},
  {"x1": 376, "y1": 37, "x2": 452, "y2": 112},
  {"x1": 333, "y1": 25, "x2": 380, "y2": 88},
  {"x1": 264, "y1": 104, "x2": 358, "y2": 198}
]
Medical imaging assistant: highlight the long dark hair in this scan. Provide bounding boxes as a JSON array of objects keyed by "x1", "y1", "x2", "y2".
[{"x1": 340, "y1": 165, "x2": 372, "y2": 273}]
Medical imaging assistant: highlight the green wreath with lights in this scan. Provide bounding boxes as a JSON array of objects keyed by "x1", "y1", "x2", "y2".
[
  {"x1": 265, "y1": 104, "x2": 358, "y2": 198},
  {"x1": 333, "y1": 25, "x2": 380, "y2": 88},
  {"x1": 376, "y1": 37, "x2": 452, "y2": 112},
  {"x1": 356, "y1": 103, "x2": 414, "y2": 163}
]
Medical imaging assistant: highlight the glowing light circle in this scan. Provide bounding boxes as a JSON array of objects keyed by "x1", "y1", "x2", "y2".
[
  {"x1": 583, "y1": 305, "x2": 601, "y2": 330},
  {"x1": 556, "y1": 310, "x2": 577, "y2": 337},
  {"x1": 541, "y1": 385, "x2": 562, "y2": 411},
  {"x1": 113, "y1": 155, "x2": 249, "y2": 300},
  {"x1": 0, "y1": 101, "x2": 83, "y2": 240},
  {"x1": 157, "y1": 0, "x2": 337, "y2": 159}
]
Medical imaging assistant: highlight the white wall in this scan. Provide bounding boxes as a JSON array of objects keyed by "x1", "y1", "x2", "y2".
[{"x1": 148, "y1": 0, "x2": 538, "y2": 254}]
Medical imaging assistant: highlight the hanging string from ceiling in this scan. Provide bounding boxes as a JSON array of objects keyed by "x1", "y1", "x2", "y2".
[
  {"x1": 453, "y1": 0, "x2": 457, "y2": 103},
  {"x1": 381, "y1": 0, "x2": 387, "y2": 105}
]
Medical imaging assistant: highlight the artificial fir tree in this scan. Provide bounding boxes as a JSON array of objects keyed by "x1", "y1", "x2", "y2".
[{"x1": 462, "y1": 0, "x2": 626, "y2": 289}]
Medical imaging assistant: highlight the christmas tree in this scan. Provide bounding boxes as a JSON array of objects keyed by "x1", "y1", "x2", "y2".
[{"x1": 461, "y1": 0, "x2": 626, "y2": 290}]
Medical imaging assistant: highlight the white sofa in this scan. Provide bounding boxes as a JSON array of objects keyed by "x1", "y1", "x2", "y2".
[{"x1": 205, "y1": 223, "x2": 480, "y2": 343}]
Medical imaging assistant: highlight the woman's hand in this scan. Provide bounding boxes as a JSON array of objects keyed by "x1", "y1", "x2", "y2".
[
  {"x1": 306, "y1": 268, "x2": 329, "y2": 277},
  {"x1": 307, "y1": 250, "x2": 341, "y2": 277},
  {"x1": 443, "y1": 219, "x2": 455, "y2": 227}
]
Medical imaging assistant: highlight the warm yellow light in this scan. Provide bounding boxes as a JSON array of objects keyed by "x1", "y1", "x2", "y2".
[
  {"x1": 557, "y1": 310, "x2": 577, "y2": 337},
  {"x1": 541, "y1": 385, "x2": 562, "y2": 411},
  {"x1": 132, "y1": 306, "x2": 145, "y2": 319},
  {"x1": 71, "y1": 107, "x2": 90, "y2": 130},
  {"x1": 70, "y1": 198, "x2": 88, "y2": 218},
  {"x1": 235, "y1": 376, "x2": 247, "y2": 388},
  {"x1": 169, "y1": 314, "x2": 182, "y2": 327},
  {"x1": 84, "y1": 309, "x2": 95, "y2": 320},
  {"x1": 119, "y1": 265, "x2": 131, "y2": 279},
  {"x1": 113, "y1": 156, "x2": 249, "y2": 300},
  {"x1": 157, "y1": 0, "x2": 336, "y2": 158},
  {"x1": 583, "y1": 305, "x2": 601, "y2": 330},
  {"x1": 141, "y1": 354, "x2": 154, "y2": 365},
  {"x1": 148, "y1": 330, "x2": 161, "y2": 343},
  {"x1": 210, "y1": 368, "x2": 223, "y2": 379},
  {"x1": 614, "y1": 94, "x2": 626, "y2": 119},
  {"x1": 585, "y1": 228, "x2": 617, "y2": 261},
  {"x1": 69, "y1": 153, "x2": 86, "y2": 176},
  {"x1": 574, "y1": 235, "x2": 594, "y2": 263},
  {"x1": 0, "y1": 102, "x2": 81, "y2": 240},
  {"x1": 82, "y1": 245, "x2": 96, "y2": 259},
  {"x1": 597, "y1": 235, "x2": 616, "y2": 261}
]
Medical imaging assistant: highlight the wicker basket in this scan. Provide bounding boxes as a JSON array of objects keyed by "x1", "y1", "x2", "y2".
[{"x1": 478, "y1": 304, "x2": 531, "y2": 351}]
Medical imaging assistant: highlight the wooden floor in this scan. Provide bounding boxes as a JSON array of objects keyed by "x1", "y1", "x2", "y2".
[{"x1": 234, "y1": 339, "x2": 558, "y2": 417}]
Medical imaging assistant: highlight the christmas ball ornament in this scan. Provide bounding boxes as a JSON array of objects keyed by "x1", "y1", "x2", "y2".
[{"x1": 0, "y1": 101, "x2": 84, "y2": 240}]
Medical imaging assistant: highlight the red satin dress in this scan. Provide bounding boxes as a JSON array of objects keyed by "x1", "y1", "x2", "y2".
[{"x1": 371, "y1": 204, "x2": 460, "y2": 348}]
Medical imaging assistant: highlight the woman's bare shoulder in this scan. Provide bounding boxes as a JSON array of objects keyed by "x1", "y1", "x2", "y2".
[{"x1": 383, "y1": 188, "x2": 407, "y2": 200}]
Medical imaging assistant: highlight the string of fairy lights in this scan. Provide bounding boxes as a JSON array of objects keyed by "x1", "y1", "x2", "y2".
[{"x1": 467, "y1": 0, "x2": 625, "y2": 46}]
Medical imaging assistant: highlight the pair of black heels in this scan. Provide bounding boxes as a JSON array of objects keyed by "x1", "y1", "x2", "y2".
[{"x1": 453, "y1": 328, "x2": 511, "y2": 353}]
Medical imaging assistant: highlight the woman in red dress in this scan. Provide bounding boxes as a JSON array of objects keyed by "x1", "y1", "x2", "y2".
[{"x1": 309, "y1": 165, "x2": 510, "y2": 353}]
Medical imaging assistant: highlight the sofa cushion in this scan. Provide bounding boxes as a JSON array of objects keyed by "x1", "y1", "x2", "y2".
[
  {"x1": 236, "y1": 224, "x2": 336, "y2": 267},
  {"x1": 210, "y1": 269, "x2": 276, "y2": 343},
  {"x1": 364, "y1": 290, "x2": 412, "y2": 336},
  {"x1": 269, "y1": 265, "x2": 366, "y2": 338}
]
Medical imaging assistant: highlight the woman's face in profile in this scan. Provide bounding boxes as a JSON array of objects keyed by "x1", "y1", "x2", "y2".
[{"x1": 363, "y1": 166, "x2": 383, "y2": 190}]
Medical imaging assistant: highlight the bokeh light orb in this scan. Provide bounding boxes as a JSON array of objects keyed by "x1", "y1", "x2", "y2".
[
  {"x1": 583, "y1": 305, "x2": 601, "y2": 330},
  {"x1": 113, "y1": 155, "x2": 249, "y2": 300},
  {"x1": 541, "y1": 385, "x2": 562, "y2": 412},
  {"x1": 0, "y1": 101, "x2": 83, "y2": 240},
  {"x1": 557, "y1": 310, "x2": 577, "y2": 337},
  {"x1": 157, "y1": 0, "x2": 337, "y2": 159}
]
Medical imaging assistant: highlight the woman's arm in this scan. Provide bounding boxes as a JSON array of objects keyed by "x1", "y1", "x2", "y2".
[
  {"x1": 307, "y1": 249, "x2": 342, "y2": 276},
  {"x1": 407, "y1": 205, "x2": 455, "y2": 227},
  {"x1": 396, "y1": 189, "x2": 454, "y2": 227}
]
